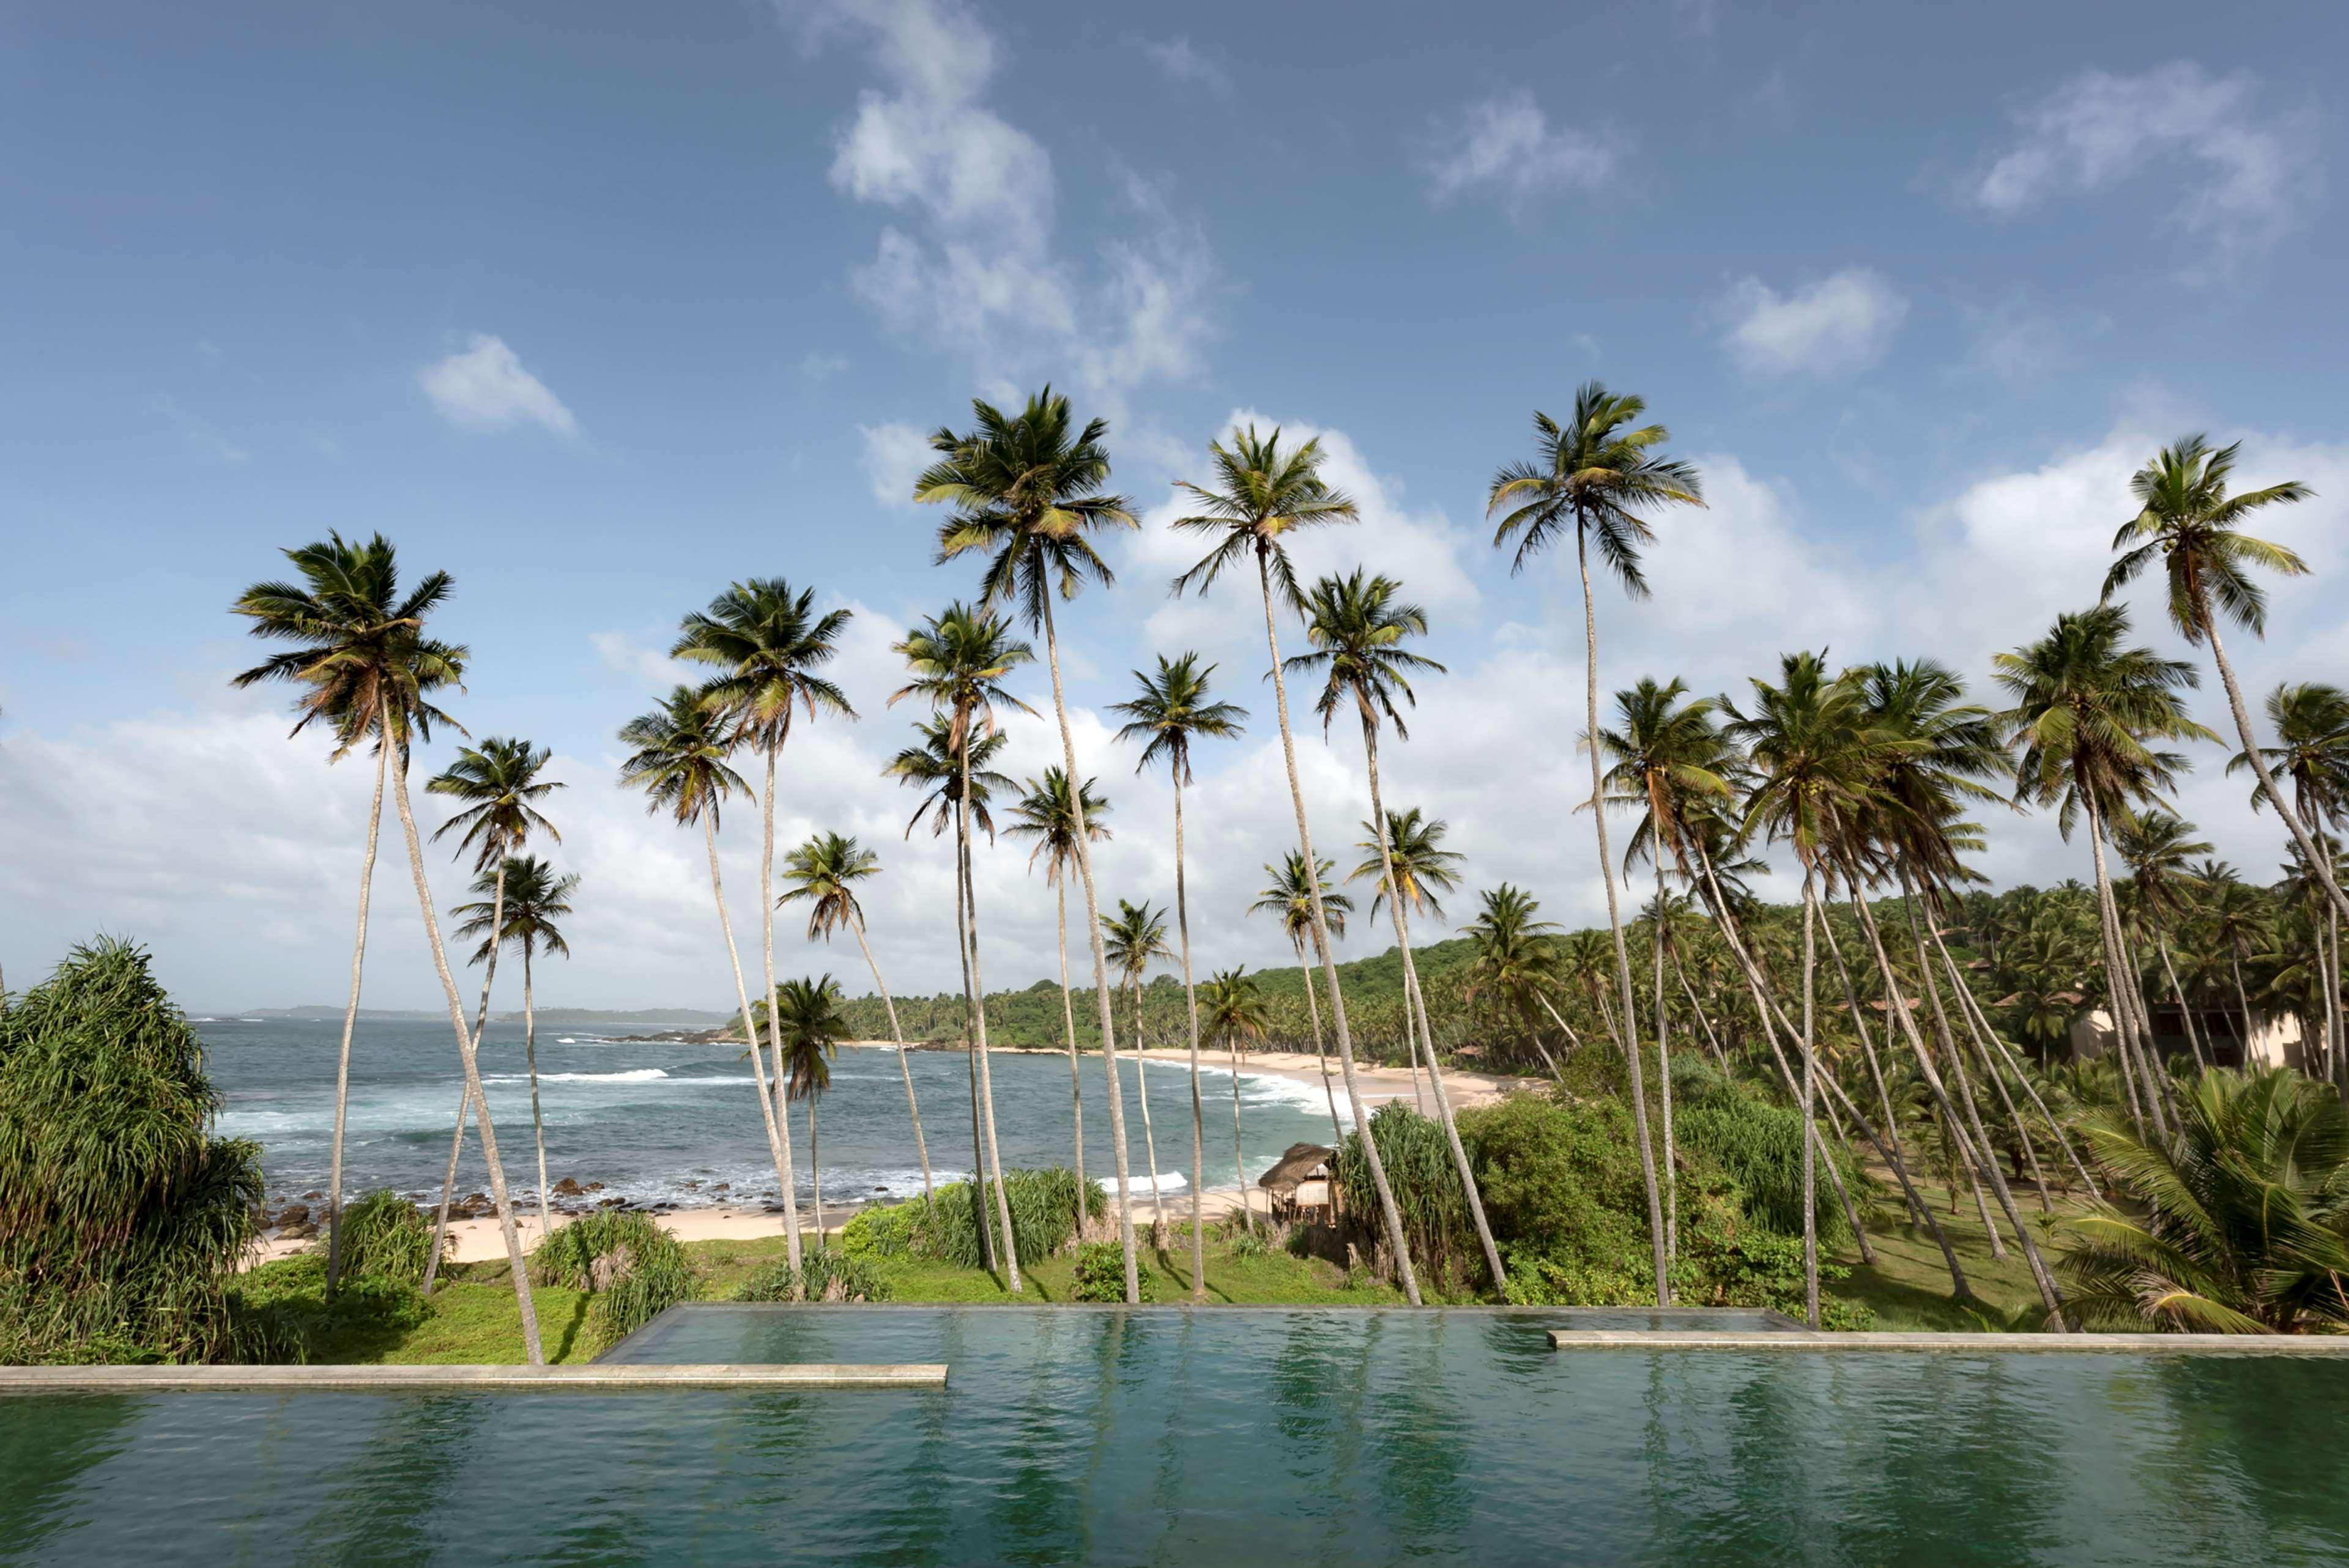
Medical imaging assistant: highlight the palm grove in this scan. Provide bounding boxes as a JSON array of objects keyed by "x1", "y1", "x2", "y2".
[{"x1": 58, "y1": 387, "x2": 2336, "y2": 1353}]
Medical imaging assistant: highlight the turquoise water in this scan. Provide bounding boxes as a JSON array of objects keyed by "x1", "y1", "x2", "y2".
[{"x1": 8, "y1": 1309, "x2": 2349, "y2": 1565}]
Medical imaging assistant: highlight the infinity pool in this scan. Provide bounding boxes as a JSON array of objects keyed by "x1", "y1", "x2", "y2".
[{"x1": 7, "y1": 1308, "x2": 2347, "y2": 1565}]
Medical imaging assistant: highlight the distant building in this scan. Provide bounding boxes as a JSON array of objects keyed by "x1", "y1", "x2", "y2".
[{"x1": 2067, "y1": 1004, "x2": 2307, "y2": 1071}]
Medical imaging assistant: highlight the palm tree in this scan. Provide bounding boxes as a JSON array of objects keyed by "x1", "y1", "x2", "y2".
[
  {"x1": 1100, "y1": 898, "x2": 1176, "y2": 1237},
  {"x1": 920, "y1": 387, "x2": 1145, "y2": 1300},
  {"x1": 671, "y1": 580, "x2": 854, "y2": 1277},
  {"x1": 420, "y1": 737, "x2": 563, "y2": 1279},
  {"x1": 1600, "y1": 677, "x2": 1737, "y2": 1267},
  {"x1": 232, "y1": 536, "x2": 544, "y2": 1361},
  {"x1": 2230, "y1": 682, "x2": 2349, "y2": 1089},
  {"x1": 2107, "y1": 437, "x2": 2346, "y2": 927},
  {"x1": 780, "y1": 832, "x2": 930, "y2": 1202},
  {"x1": 229, "y1": 532, "x2": 445, "y2": 1298},
  {"x1": 892, "y1": 603, "x2": 1035, "y2": 1288},
  {"x1": 2197, "y1": 861, "x2": 2272, "y2": 1057},
  {"x1": 1487, "y1": 384, "x2": 1704, "y2": 1307},
  {"x1": 453, "y1": 853, "x2": 577, "y2": 1244},
  {"x1": 774, "y1": 976, "x2": 846, "y2": 1241},
  {"x1": 617, "y1": 686, "x2": 796, "y2": 1246},
  {"x1": 1460, "y1": 884, "x2": 1567, "y2": 1080},
  {"x1": 1004, "y1": 767, "x2": 1111, "y2": 1212},
  {"x1": 1198, "y1": 967, "x2": 1274, "y2": 1231},
  {"x1": 1111, "y1": 653, "x2": 1246, "y2": 1285},
  {"x1": 1995, "y1": 604, "x2": 2216, "y2": 1139},
  {"x1": 1171, "y1": 423, "x2": 1421, "y2": 1303},
  {"x1": 2111, "y1": 811, "x2": 2217, "y2": 1071},
  {"x1": 1249, "y1": 853, "x2": 1353, "y2": 1145}
]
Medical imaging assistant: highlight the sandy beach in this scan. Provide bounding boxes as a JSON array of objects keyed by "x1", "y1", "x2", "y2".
[{"x1": 247, "y1": 1043, "x2": 1538, "y2": 1268}]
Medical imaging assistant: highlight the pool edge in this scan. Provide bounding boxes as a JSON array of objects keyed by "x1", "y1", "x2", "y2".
[
  {"x1": 0, "y1": 1362, "x2": 947, "y2": 1391},
  {"x1": 1549, "y1": 1330, "x2": 2349, "y2": 1353}
]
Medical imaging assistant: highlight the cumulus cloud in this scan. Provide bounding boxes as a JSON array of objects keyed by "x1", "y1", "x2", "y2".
[
  {"x1": 1419, "y1": 89, "x2": 1618, "y2": 212},
  {"x1": 417, "y1": 334, "x2": 579, "y2": 437},
  {"x1": 858, "y1": 420, "x2": 934, "y2": 509},
  {"x1": 1720, "y1": 268, "x2": 1907, "y2": 379},
  {"x1": 1135, "y1": 37, "x2": 1232, "y2": 98},
  {"x1": 1964, "y1": 62, "x2": 2321, "y2": 274}
]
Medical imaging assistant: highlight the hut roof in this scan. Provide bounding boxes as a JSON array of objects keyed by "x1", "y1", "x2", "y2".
[{"x1": 1257, "y1": 1142, "x2": 1336, "y2": 1195}]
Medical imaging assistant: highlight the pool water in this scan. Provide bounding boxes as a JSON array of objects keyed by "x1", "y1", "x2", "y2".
[{"x1": 7, "y1": 1308, "x2": 2348, "y2": 1565}]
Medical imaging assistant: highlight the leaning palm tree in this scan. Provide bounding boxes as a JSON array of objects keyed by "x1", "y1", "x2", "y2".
[
  {"x1": 229, "y1": 532, "x2": 444, "y2": 1298},
  {"x1": 1111, "y1": 652, "x2": 1245, "y2": 1285},
  {"x1": 2229, "y1": 682, "x2": 2349, "y2": 1089},
  {"x1": 1198, "y1": 967, "x2": 1274, "y2": 1231},
  {"x1": 1100, "y1": 898, "x2": 1176, "y2": 1235},
  {"x1": 891, "y1": 603, "x2": 1035, "y2": 1288},
  {"x1": 1349, "y1": 807, "x2": 1463, "y2": 1102},
  {"x1": 920, "y1": 387, "x2": 1145, "y2": 1300},
  {"x1": 2110, "y1": 811, "x2": 2217, "y2": 1072},
  {"x1": 1005, "y1": 767, "x2": 1111, "y2": 1214},
  {"x1": 1487, "y1": 384, "x2": 1704, "y2": 1307},
  {"x1": 1170, "y1": 423, "x2": 1420, "y2": 1302},
  {"x1": 618, "y1": 687, "x2": 795, "y2": 1235},
  {"x1": 453, "y1": 853, "x2": 577, "y2": 1244},
  {"x1": 672, "y1": 580, "x2": 855, "y2": 1277},
  {"x1": 420, "y1": 738, "x2": 563, "y2": 1280},
  {"x1": 774, "y1": 975, "x2": 846, "y2": 1241},
  {"x1": 2107, "y1": 437, "x2": 2345, "y2": 928},
  {"x1": 1600, "y1": 677, "x2": 1736, "y2": 1267},
  {"x1": 232, "y1": 536, "x2": 543, "y2": 1361},
  {"x1": 780, "y1": 832, "x2": 930, "y2": 1201},
  {"x1": 1249, "y1": 853, "x2": 1353, "y2": 1144}
]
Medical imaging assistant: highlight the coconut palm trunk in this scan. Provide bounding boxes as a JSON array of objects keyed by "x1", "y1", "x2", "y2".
[
  {"x1": 389, "y1": 749, "x2": 543, "y2": 1363},
  {"x1": 1297, "y1": 935, "x2": 1345, "y2": 1145},
  {"x1": 703, "y1": 815, "x2": 797, "y2": 1222},
  {"x1": 1674, "y1": 955, "x2": 1730, "y2": 1073},
  {"x1": 1033, "y1": 591, "x2": 1141, "y2": 1300},
  {"x1": 951, "y1": 808, "x2": 993, "y2": 1271},
  {"x1": 1652, "y1": 864, "x2": 1679, "y2": 1259},
  {"x1": 424, "y1": 851, "x2": 510, "y2": 1290},
  {"x1": 1819, "y1": 914, "x2": 1915, "y2": 1208},
  {"x1": 1358, "y1": 711, "x2": 1505, "y2": 1289},
  {"x1": 1931, "y1": 931, "x2": 2102, "y2": 1199},
  {"x1": 2081, "y1": 788, "x2": 2169, "y2": 1138},
  {"x1": 1053, "y1": 881, "x2": 1085, "y2": 1215},
  {"x1": 2156, "y1": 934, "x2": 2212, "y2": 1072},
  {"x1": 1172, "y1": 771, "x2": 1208, "y2": 1298},
  {"x1": 1798, "y1": 866, "x2": 1821, "y2": 1329},
  {"x1": 1129, "y1": 980, "x2": 1165, "y2": 1235},
  {"x1": 1573, "y1": 529, "x2": 1669, "y2": 1305},
  {"x1": 1254, "y1": 552, "x2": 1420, "y2": 1303},
  {"x1": 522, "y1": 943, "x2": 552, "y2": 1242},
  {"x1": 323, "y1": 740, "x2": 389, "y2": 1297},
  {"x1": 956, "y1": 742, "x2": 1022, "y2": 1290},
  {"x1": 757, "y1": 747, "x2": 804, "y2": 1274},
  {"x1": 1225, "y1": 1023, "x2": 1252, "y2": 1234},
  {"x1": 1907, "y1": 897, "x2": 2050, "y2": 1213},
  {"x1": 849, "y1": 909, "x2": 931, "y2": 1202},
  {"x1": 809, "y1": 1100, "x2": 823, "y2": 1241},
  {"x1": 2203, "y1": 607, "x2": 2349, "y2": 930}
]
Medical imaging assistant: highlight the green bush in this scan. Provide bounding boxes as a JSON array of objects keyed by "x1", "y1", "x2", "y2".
[
  {"x1": 530, "y1": 1210, "x2": 700, "y2": 1350},
  {"x1": 1072, "y1": 1241, "x2": 1154, "y2": 1303},
  {"x1": 0, "y1": 939, "x2": 265, "y2": 1364},
  {"x1": 735, "y1": 1248, "x2": 893, "y2": 1303},
  {"x1": 858, "y1": 1170, "x2": 1105, "y2": 1270},
  {"x1": 335, "y1": 1189, "x2": 442, "y2": 1285},
  {"x1": 1675, "y1": 1080, "x2": 1859, "y2": 1244}
]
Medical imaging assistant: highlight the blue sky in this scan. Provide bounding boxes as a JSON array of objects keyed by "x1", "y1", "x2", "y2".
[{"x1": 3, "y1": 0, "x2": 2346, "y2": 1010}]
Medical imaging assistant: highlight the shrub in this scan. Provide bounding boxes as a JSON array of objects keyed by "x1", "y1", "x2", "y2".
[
  {"x1": 865, "y1": 1170, "x2": 1105, "y2": 1270},
  {"x1": 735, "y1": 1248, "x2": 893, "y2": 1303},
  {"x1": 1675, "y1": 1081, "x2": 1859, "y2": 1244},
  {"x1": 530, "y1": 1210, "x2": 700, "y2": 1350},
  {"x1": 1334, "y1": 1105, "x2": 1478, "y2": 1289},
  {"x1": 0, "y1": 939, "x2": 265, "y2": 1363},
  {"x1": 1072, "y1": 1241, "x2": 1154, "y2": 1303},
  {"x1": 335, "y1": 1189, "x2": 442, "y2": 1285}
]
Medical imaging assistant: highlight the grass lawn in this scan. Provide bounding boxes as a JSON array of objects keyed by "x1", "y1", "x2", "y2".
[{"x1": 1833, "y1": 1173, "x2": 2085, "y2": 1331}]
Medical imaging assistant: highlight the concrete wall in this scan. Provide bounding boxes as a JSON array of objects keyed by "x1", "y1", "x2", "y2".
[{"x1": 2068, "y1": 1005, "x2": 2307, "y2": 1070}]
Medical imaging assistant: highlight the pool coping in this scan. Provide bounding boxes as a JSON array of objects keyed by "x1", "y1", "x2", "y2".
[
  {"x1": 0, "y1": 1363, "x2": 946, "y2": 1391},
  {"x1": 1548, "y1": 1331, "x2": 2349, "y2": 1354}
]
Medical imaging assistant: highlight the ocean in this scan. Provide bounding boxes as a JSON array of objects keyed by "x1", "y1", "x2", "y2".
[{"x1": 196, "y1": 1015, "x2": 1351, "y2": 1211}]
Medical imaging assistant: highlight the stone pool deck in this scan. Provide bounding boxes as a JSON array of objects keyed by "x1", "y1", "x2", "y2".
[{"x1": 0, "y1": 1362, "x2": 946, "y2": 1391}]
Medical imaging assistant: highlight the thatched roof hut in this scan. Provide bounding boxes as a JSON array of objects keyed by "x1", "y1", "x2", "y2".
[{"x1": 1258, "y1": 1142, "x2": 1335, "y2": 1196}]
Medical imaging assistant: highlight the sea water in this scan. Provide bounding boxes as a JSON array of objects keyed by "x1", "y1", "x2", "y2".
[{"x1": 198, "y1": 1018, "x2": 1350, "y2": 1210}]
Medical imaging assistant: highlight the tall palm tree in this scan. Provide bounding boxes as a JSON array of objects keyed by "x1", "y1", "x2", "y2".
[
  {"x1": 1487, "y1": 384, "x2": 1703, "y2": 1307},
  {"x1": 420, "y1": 737, "x2": 563, "y2": 1279},
  {"x1": 1996, "y1": 604, "x2": 2216, "y2": 1139},
  {"x1": 453, "y1": 853, "x2": 577, "y2": 1244},
  {"x1": 2112, "y1": 811, "x2": 2217, "y2": 1072},
  {"x1": 780, "y1": 832, "x2": 930, "y2": 1201},
  {"x1": 920, "y1": 387, "x2": 1145, "y2": 1300},
  {"x1": 232, "y1": 536, "x2": 543, "y2": 1361},
  {"x1": 892, "y1": 603, "x2": 1034, "y2": 1288},
  {"x1": 1249, "y1": 854, "x2": 1353, "y2": 1144},
  {"x1": 1111, "y1": 653, "x2": 1245, "y2": 1287},
  {"x1": 2230, "y1": 682, "x2": 2349, "y2": 1089},
  {"x1": 1100, "y1": 898, "x2": 1176, "y2": 1234},
  {"x1": 617, "y1": 687, "x2": 796, "y2": 1244},
  {"x1": 1171, "y1": 424, "x2": 1420, "y2": 1303},
  {"x1": 672, "y1": 580, "x2": 855, "y2": 1277},
  {"x1": 2107, "y1": 437, "x2": 2345, "y2": 927},
  {"x1": 229, "y1": 531, "x2": 445, "y2": 1298},
  {"x1": 1600, "y1": 677, "x2": 1737, "y2": 1267},
  {"x1": 1460, "y1": 884, "x2": 1567, "y2": 1079},
  {"x1": 774, "y1": 975, "x2": 845, "y2": 1241},
  {"x1": 1198, "y1": 967, "x2": 1274, "y2": 1231},
  {"x1": 1004, "y1": 767, "x2": 1111, "y2": 1211}
]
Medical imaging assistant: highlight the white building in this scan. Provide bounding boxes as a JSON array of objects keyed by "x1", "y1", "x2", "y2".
[{"x1": 2067, "y1": 1004, "x2": 2307, "y2": 1071}]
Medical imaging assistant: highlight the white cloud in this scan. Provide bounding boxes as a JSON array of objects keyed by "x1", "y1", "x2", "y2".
[
  {"x1": 1720, "y1": 268, "x2": 1907, "y2": 379},
  {"x1": 417, "y1": 334, "x2": 579, "y2": 437},
  {"x1": 858, "y1": 420, "x2": 933, "y2": 509},
  {"x1": 1964, "y1": 63, "x2": 2320, "y2": 273},
  {"x1": 1419, "y1": 89, "x2": 1618, "y2": 211},
  {"x1": 1135, "y1": 37, "x2": 1231, "y2": 98}
]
